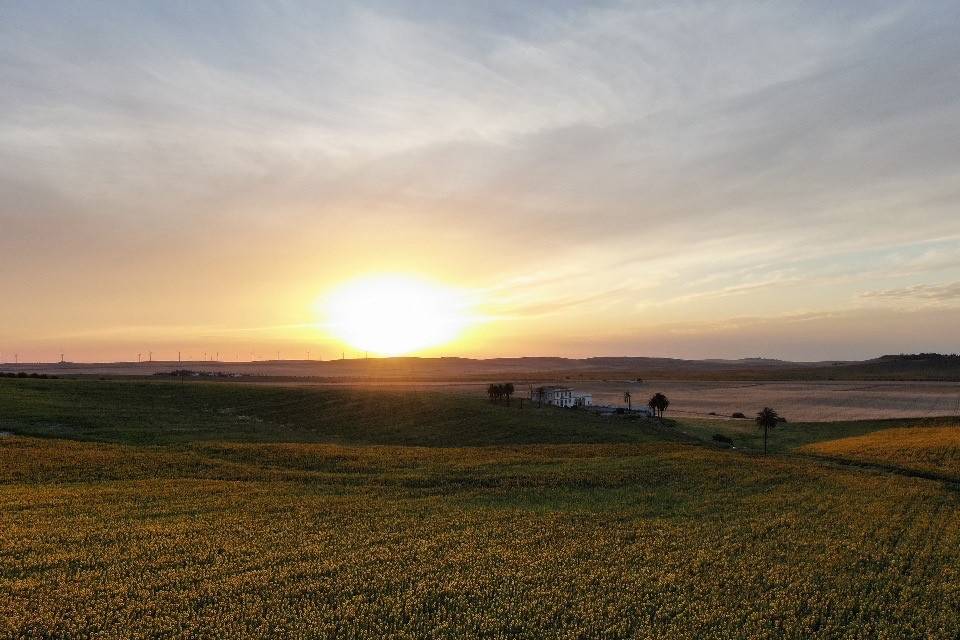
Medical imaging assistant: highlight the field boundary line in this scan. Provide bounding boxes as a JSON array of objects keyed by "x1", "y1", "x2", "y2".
[{"x1": 794, "y1": 452, "x2": 960, "y2": 488}]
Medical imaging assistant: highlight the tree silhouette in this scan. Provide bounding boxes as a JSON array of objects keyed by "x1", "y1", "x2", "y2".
[
  {"x1": 487, "y1": 383, "x2": 516, "y2": 404},
  {"x1": 648, "y1": 392, "x2": 669, "y2": 419},
  {"x1": 623, "y1": 391, "x2": 632, "y2": 411},
  {"x1": 755, "y1": 407, "x2": 781, "y2": 455}
]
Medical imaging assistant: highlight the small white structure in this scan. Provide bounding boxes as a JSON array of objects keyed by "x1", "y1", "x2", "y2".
[
  {"x1": 573, "y1": 392, "x2": 593, "y2": 407},
  {"x1": 537, "y1": 386, "x2": 573, "y2": 407},
  {"x1": 532, "y1": 386, "x2": 592, "y2": 408}
]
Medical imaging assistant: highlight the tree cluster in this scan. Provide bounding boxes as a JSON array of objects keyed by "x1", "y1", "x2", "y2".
[
  {"x1": 0, "y1": 372, "x2": 59, "y2": 379},
  {"x1": 647, "y1": 392, "x2": 669, "y2": 418},
  {"x1": 487, "y1": 383, "x2": 515, "y2": 403},
  {"x1": 879, "y1": 353, "x2": 960, "y2": 361}
]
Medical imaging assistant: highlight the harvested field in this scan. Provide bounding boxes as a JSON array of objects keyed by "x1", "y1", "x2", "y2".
[{"x1": 576, "y1": 380, "x2": 960, "y2": 422}]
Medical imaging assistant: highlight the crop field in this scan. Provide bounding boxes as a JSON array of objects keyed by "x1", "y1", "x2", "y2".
[
  {"x1": 575, "y1": 380, "x2": 960, "y2": 422},
  {"x1": 2, "y1": 378, "x2": 960, "y2": 638},
  {"x1": 800, "y1": 425, "x2": 960, "y2": 481}
]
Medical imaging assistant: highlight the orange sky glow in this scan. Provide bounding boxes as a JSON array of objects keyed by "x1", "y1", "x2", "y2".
[{"x1": 3, "y1": 3, "x2": 960, "y2": 363}]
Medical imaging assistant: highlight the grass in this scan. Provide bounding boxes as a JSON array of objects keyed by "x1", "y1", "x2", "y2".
[
  {"x1": 2, "y1": 378, "x2": 960, "y2": 638},
  {"x1": 0, "y1": 377, "x2": 679, "y2": 446},
  {"x1": 677, "y1": 414, "x2": 960, "y2": 453}
]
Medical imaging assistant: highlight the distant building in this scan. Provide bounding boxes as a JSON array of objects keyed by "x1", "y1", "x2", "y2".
[
  {"x1": 573, "y1": 392, "x2": 593, "y2": 407},
  {"x1": 533, "y1": 386, "x2": 573, "y2": 407},
  {"x1": 532, "y1": 386, "x2": 592, "y2": 408},
  {"x1": 591, "y1": 404, "x2": 654, "y2": 417}
]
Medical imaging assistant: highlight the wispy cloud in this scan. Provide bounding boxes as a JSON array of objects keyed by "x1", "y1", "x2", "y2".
[
  {"x1": 861, "y1": 282, "x2": 960, "y2": 303},
  {"x1": 2, "y1": 2, "x2": 960, "y2": 359}
]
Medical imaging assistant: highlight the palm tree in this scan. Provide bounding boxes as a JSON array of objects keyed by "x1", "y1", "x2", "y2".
[
  {"x1": 755, "y1": 407, "x2": 780, "y2": 455},
  {"x1": 623, "y1": 391, "x2": 632, "y2": 411},
  {"x1": 503, "y1": 383, "x2": 515, "y2": 404},
  {"x1": 648, "y1": 392, "x2": 669, "y2": 419}
]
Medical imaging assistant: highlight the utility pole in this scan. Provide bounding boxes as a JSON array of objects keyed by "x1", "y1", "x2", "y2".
[
  {"x1": 149, "y1": 351, "x2": 152, "y2": 363},
  {"x1": 138, "y1": 353, "x2": 141, "y2": 364}
]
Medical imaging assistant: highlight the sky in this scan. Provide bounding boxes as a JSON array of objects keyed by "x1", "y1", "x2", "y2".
[{"x1": 2, "y1": 1, "x2": 960, "y2": 362}]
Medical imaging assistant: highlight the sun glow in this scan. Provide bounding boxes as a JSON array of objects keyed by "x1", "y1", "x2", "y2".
[{"x1": 321, "y1": 275, "x2": 472, "y2": 356}]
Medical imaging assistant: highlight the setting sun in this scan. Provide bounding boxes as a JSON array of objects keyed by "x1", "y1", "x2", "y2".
[{"x1": 321, "y1": 275, "x2": 472, "y2": 356}]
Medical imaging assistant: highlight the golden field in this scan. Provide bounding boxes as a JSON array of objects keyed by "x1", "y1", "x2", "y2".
[
  {"x1": 2, "y1": 378, "x2": 960, "y2": 638},
  {"x1": 800, "y1": 425, "x2": 960, "y2": 480}
]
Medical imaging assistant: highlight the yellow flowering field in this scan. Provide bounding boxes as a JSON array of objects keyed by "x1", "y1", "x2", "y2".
[
  {"x1": 3, "y1": 435, "x2": 960, "y2": 638},
  {"x1": 2, "y1": 379, "x2": 960, "y2": 638},
  {"x1": 800, "y1": 424, "x2": 960, "y2": 480}
]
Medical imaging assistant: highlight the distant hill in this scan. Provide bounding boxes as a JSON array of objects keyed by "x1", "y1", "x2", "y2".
[
  {"x1": 790, "y1": 354, "x2": 960, "y2": 381},
  {"x1": 3, "y1": 353, "x2": 958, "y2": 381}
]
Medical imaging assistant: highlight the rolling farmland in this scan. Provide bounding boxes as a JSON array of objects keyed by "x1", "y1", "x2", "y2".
[
  {"x1": 801, "y1": 425, "x2": 960, "y2": 480},
  {"x1": 2, "y1": 378, "x2": 960, "y2": 638},
  {"x1": 576, "y1": 380, "x2": 960, "y2": 421}
]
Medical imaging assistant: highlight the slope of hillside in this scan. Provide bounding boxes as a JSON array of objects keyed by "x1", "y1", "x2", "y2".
[
  {"x1": 799, "y1": 424, "x2": 960, "y2": 480},
  {"x1": 0, "y1": 378, "x2": 679, "y2": 446},
  {"x1": 3, "y1": 377, "x2": 960, "y2": 637}
]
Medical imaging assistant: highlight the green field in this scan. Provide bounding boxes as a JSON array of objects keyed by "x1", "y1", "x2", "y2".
[{"x1": 2, "y1": 378, "x2": 960, "y2": 638}]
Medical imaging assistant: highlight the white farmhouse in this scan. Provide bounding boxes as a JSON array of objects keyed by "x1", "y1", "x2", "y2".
[
  {"x1": 537, "y1": 386, "x2": 573, "y2": 407},
  {"x1": 532, "y1": 386, "x2": 592, "y2": 408},
  {"x1": 573, "y1": 392, "x2": 593, "y2": 407}
]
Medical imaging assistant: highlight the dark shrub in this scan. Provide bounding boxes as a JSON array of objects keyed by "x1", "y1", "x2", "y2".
[
  {"x1": 731, "y1": 412, "x2": 746, "y2": 419},
  {"x1": 712, "y1": 433, "x2": 733, "y2": 445}
]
